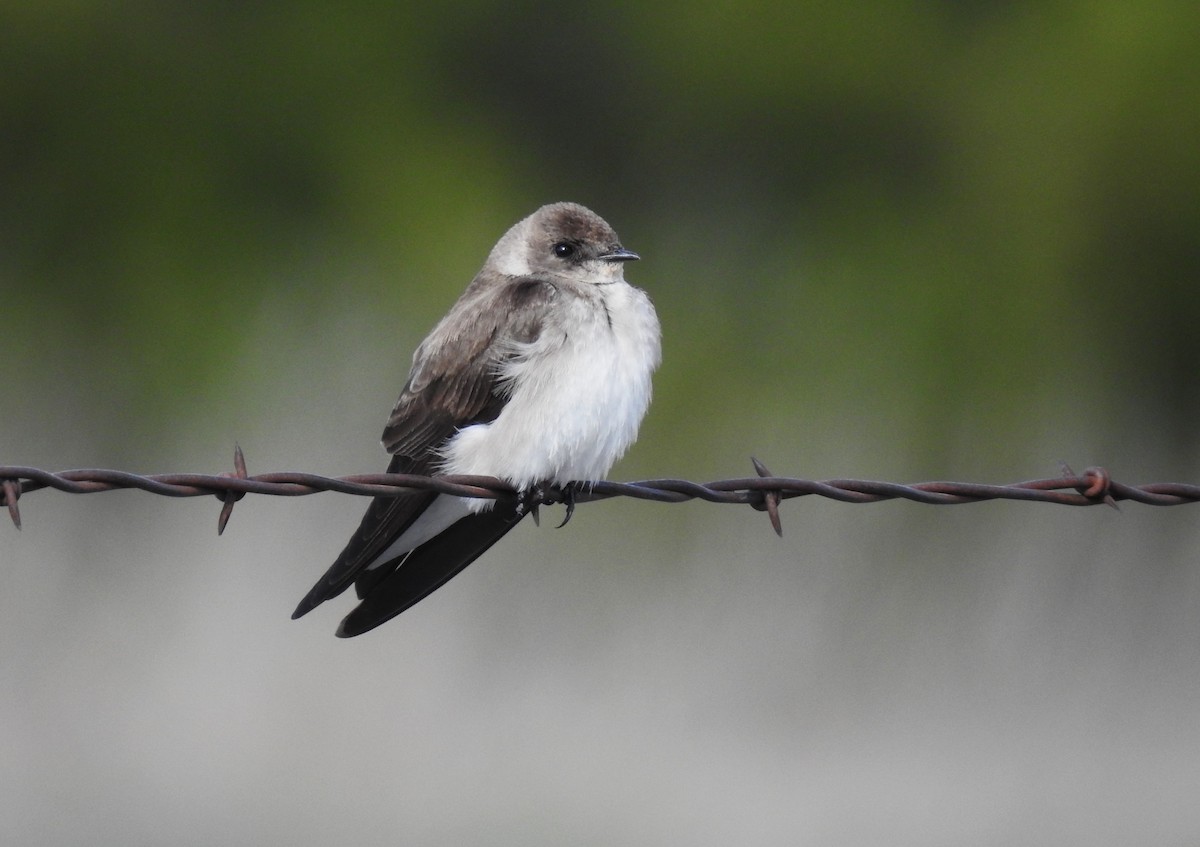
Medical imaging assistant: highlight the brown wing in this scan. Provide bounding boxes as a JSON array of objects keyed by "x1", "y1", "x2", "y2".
[
  {"x1": 291, "y1": 275, "x2": 558, "y2": 620},
  {"x1": 380, "y1": 275, "x2": 557, "y2": 456}
]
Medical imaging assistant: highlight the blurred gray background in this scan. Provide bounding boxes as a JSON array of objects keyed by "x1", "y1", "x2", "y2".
[{"x1": 3, "y1": 2, "x2": 1199, "y2": 845}]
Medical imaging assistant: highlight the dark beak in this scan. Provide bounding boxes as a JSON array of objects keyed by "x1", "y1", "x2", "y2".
[{"x1": 600, "y1": 246, "x2": 640, "y2": 262}]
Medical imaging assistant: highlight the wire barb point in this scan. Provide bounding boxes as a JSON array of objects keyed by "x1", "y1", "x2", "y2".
[
  {"x1": 751, "y1": 457, "x2": 784, "y2": 537},
  {"x1": 2, "y1": 478, "x2": 21, "y2": 530},
  {"x1": 216, "y1": 444, "x2": 249, "y2": 535}
]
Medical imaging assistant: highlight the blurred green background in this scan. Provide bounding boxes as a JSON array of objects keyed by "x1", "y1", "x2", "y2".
[{"x1": 3, "y1": 2, "x2": 1198, "y2": 845}]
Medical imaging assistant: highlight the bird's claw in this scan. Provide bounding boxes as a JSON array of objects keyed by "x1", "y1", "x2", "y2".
[
  {"x1": 516, "y1": 482, "x2": 578, "y2": 528},
  {"x1": 555, "y1": 482, "x2": 578, "y2": 529},
  {"x1": 516, "y1": 485, "x2": 542, "y2": 525}
]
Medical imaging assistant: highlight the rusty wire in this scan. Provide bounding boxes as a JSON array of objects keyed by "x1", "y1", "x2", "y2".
[{"x1": 0, "y1": 450, "x2": 1196, "y2": 536}]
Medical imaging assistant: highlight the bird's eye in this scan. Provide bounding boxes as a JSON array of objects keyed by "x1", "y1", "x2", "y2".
[{"x1": 553, "y1": 242, "x2": 576, "y2": 259}]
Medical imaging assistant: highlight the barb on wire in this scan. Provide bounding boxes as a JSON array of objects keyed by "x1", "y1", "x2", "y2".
[
  {"x1": 216, "y1": 444, "x2": 248, "y2": 535},
  {"x1": 1, "y1": 451, "x2": 1197, "y2": 535}
]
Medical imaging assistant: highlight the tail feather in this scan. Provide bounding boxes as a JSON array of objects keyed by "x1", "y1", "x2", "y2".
[{"x1": 335, "y1": 503, "x2": 526, "y2": 637}]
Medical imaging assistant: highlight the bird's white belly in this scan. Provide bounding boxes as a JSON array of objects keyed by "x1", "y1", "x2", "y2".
[
  {"x1": 441, "y1": 287, "x2": 658, "y2": 507},
  {"x1": 366, "y1": 284, "x2": 658, "y2": 567}
]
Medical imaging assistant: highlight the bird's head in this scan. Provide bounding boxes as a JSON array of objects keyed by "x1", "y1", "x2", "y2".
[{"x1": 490, "y1": 202, "x2": 638, "y2": 284}]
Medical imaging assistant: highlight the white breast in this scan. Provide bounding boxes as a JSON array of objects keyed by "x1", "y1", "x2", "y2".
[{"x1": 440, "y1": 281, "x2": 660, "y2": 507}]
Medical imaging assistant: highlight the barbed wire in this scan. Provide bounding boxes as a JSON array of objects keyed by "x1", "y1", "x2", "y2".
[{"x1": 1, "y1": 450, "x2": 1197, "y2": 537}]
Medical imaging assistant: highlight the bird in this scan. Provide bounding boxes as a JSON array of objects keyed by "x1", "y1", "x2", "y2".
[{"x1": 292, "y1": 202, "x2": 661, "y2": 637}]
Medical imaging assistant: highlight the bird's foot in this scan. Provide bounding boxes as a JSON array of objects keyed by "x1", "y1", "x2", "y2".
[
  {"x1": 516, "y1": 483, "x2": 549, "y2": 526},
  {"x1": 555, "y1": 482, "x2": 578, "y2": 529},
  {"x1": 516, "y1": 481, "x2": 578, "y2": 528}
]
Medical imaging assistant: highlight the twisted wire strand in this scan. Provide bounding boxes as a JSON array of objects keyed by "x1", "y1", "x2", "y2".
[{"x1": 2, "y1": 451, "x2": 1195, "y2": 535}]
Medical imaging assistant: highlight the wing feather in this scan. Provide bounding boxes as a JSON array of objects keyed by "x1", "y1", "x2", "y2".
[{"x1": 291, "y1": 275, "x2": 558, "y2": 620}]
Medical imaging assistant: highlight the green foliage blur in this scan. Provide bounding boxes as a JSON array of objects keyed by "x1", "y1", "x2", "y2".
[{"x1": 2, "y1": 1, "x2": 1197, "y2": 474}]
